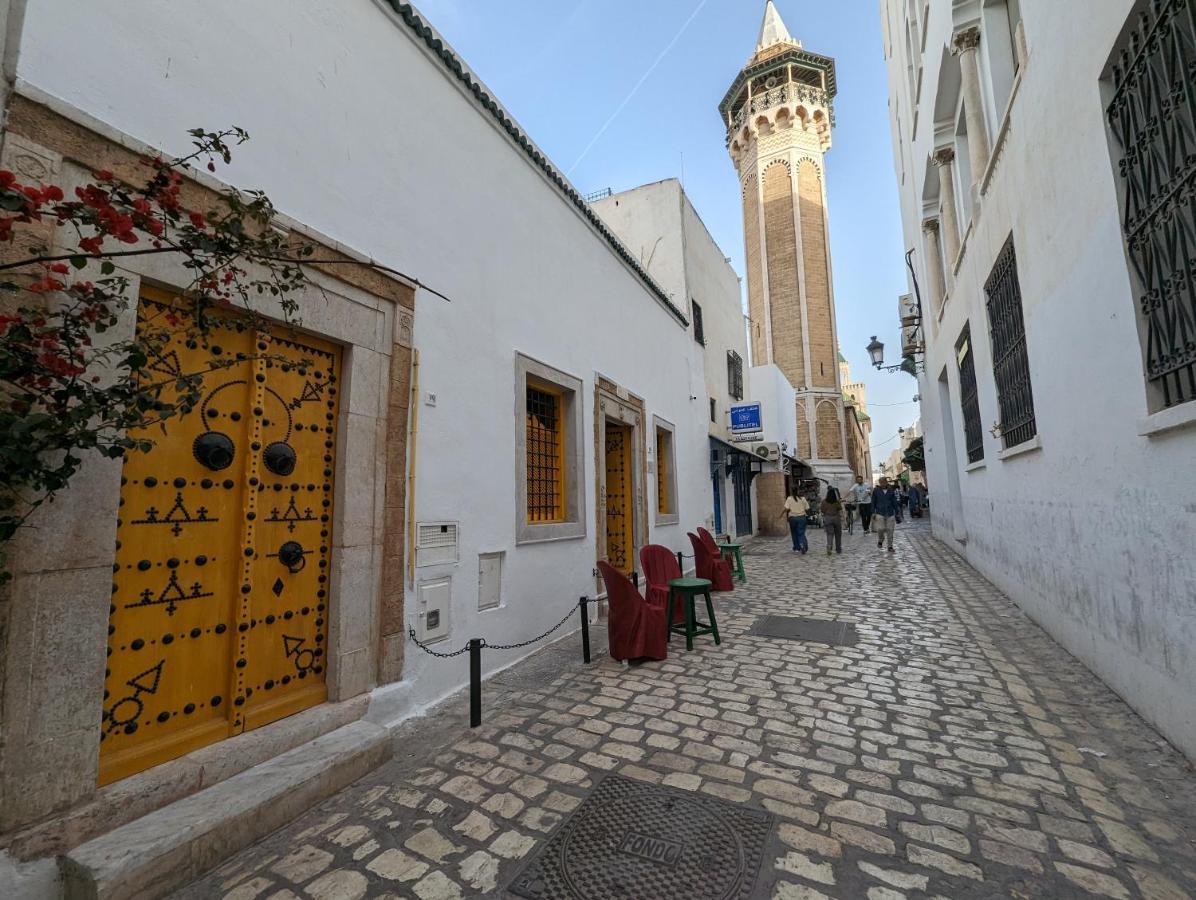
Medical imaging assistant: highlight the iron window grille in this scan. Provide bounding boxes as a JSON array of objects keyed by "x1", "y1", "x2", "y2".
[
  {"x1": 693, "y1": 300, "x2": 706, "y2": 346},
  {"x1": 525, "y1": 385, "x2": 564, "y2": 523},
  {"x1": 1107, "y1": 0, "x2": 1196, "y2": 410},
  {"x1": 655, "y1": 428, "x2": 672, "y2": 515},
  {"x1": 984, "y1": 239, "x2": 1037, "y2": 448},
  {"x1": 727, "y1": 351, "x2": 744, "y2": 400},
  {"x1": 956, "y1": 326, "x2": 985, "y2": 464}
]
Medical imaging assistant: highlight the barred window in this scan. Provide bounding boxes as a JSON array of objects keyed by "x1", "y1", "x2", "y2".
[
  {"x1": 727, "y1": 350, "x2": 744, "y2": 400},
  {"x1": 692, "y1": 300, "x2": 705, "y2": 346},
  {"x1": 984, "y1": 239, "x2": 1036, "y2": 448},
  {"x1": 656, "y1": 429, "x2": 672, "y2": 515},
  {"x1": 526, "y1": 385, "x2": 564, "y2": 523},
  {"x1": 1107, "y1": 0, "x2": 1196, "y2": 411},
  {"x1": 956, "y1": 326, "x2": 985, "y2": 464}
]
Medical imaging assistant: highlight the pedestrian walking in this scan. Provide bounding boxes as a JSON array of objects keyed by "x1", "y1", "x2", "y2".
[
  {"x1": 872, "y1": 477, "x2": 902, "y2": 552},
  {"x1": 781, "y1": 486, "x2": 810, "y2": 554},
  {"x1": 821, "y1": 486, "x2": 843, "y2": 556},
  {"x1": 909, "y1": 482, "x2": 923, "y2": 518},
  {"x1": 849, "y1": 475, "x2": 873, "y2": 533}
]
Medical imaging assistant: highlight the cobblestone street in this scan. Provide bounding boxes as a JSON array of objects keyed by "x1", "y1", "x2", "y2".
[{"x1": 179, "y1": 521, "x2": 1196, "y2": 900}]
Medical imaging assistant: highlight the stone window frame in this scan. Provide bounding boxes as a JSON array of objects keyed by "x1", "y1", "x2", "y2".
[
  {"x1": 515, "y1": 353, "x2": 586, "y2": 545},
  {"x1": 653, "y1": 416, "x2": 679, "y2": 526}
]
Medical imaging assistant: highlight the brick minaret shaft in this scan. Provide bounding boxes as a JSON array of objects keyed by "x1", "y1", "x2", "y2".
[{"x1": 720, "y1": 2, "x2": 850, "y2": 472}]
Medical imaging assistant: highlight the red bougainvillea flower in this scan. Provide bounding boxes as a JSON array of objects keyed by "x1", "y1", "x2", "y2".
[
  {"x1": 42, "y1": 185, "x2": 64, "y2": 202},
  {"x1": 93, "y1": 169, "x2": 114, "y2": 181},
  {"x1": 79, "y1": 236, "x2": 103, "y2": 254},
  {"x1": 0, "y1": 170, "x2": 16, "y2": 189},
  {"x1": 49, "y1": 263, "x2": 70, "y2": 274},
  {"x1": 189, "y1": 211, "x2": 206, "y2": 229}
]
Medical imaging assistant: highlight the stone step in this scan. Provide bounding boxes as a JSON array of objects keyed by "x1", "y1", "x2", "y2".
[{"x1": 60, "y1": 720, "x2": 392, "y2": 900}]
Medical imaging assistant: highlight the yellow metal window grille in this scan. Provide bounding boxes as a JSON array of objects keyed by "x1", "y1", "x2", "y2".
[
  {"x1": 656, "y1": 428, "x2": 672, "y2": 515},
  {"x1": 526, "y1": 384, "x2": 564, "y2": 523}
]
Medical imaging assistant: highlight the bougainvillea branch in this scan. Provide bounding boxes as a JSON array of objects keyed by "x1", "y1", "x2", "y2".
[{"x1": 0, "y1": 127, "x2": 377, "y2": 581}]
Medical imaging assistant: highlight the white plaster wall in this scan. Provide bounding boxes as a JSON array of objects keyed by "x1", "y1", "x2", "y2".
[
  {"x1": 750, "y1": 364, "x2": 799, "y2": 457},
  {"x1": 882, "y1": 0, "x2": 1196, "y2": 757},
  {"x1": 594, "y1": 180, "x2": 748, "y2": 443},
  {"x1": 16, "y1": 0, "x2": 710, "y2": 721},
  {"x1": 593, "y1": 179, "x2": 749, "y2": 538}
]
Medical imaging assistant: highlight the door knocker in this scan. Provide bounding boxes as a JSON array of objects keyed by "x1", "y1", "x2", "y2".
[
  {"x1": 278, "y1": 541, "x2": 307, "y2": 573},
  {"x1": 263, "y1": 441, "x2": 297, "y2": 476}
]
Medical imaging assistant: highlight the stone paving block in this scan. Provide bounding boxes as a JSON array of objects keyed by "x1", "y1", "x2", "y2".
[{"x1": 172, "y1": 527, "x2": 1196, "y2": 900}]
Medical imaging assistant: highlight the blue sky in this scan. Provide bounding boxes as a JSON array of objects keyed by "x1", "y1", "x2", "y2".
[{"x1": 413, "y1": 0, "x2": 919, "y2": 465}]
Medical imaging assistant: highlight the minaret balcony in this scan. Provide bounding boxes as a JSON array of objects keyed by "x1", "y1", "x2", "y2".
[{"x1": 726, "y1": 82, "x2": 835, "y2": 148}]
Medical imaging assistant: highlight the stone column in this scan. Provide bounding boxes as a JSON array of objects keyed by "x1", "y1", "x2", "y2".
[
  {"x1": 922, "y1": 218, "x2": 946, "y2": 310},
  {"x1": 952, "y1": 27, "x2": 991, "y2": 191},
  {"x1": 932, "y1": 148, "x2": 962, "y2": 269}
]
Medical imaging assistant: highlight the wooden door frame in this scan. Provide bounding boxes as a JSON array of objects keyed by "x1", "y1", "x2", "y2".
[{"x1": 594, "y1": 378, "x2": 647, "y2": 590}]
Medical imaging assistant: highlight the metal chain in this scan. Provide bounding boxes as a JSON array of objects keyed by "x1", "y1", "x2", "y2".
[
  {"x1": 485, "y1": 599, "x2": 587, "y2": 651},
  {"x1": 406, "y1": 628, "x2": 471, "y2": 659},
  {"x1": 406, "y1": 597, "x2": 593, "y2": 658}
]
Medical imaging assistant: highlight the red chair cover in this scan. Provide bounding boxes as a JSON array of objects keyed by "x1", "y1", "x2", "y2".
[
  {"x1": 597, "y1": 561, "x2": 668, "y2": 662},
  {"x1": 696, "y1": 526, "x2": 721, "y2": 556},
  {"x1": 689, "y1": 532, "x2": 734, "y2": 592},
  {"x1": 640, "y1": 544, "x2": 684, "y2": 624}
]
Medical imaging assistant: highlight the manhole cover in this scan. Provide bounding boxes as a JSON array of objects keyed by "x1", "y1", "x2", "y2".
[
  {"x1": 507, "y1": 773, "x2": 773, "y2": 900},
  {"x1": 750, "y1": 615, "x2": 859, "y2": 646}
]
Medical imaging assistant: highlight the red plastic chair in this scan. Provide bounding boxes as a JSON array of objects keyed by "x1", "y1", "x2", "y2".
[
  {"x1": 640, "y1": 544, "x2": 685, "y2": 625},
  {"x1": 697, "y1": 527, "x2": 729, "y2": 563},
  {"x1": 597, "y1": 561, "x2": 668, "y2": 662},
  {"x1": 689, "y1": 532, "x2": 734, "y2": 592}
]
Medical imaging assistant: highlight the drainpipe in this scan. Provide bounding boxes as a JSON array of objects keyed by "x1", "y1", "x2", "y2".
[{"x1": 406, "y1": 348, "x2": 420, "y2": 588}]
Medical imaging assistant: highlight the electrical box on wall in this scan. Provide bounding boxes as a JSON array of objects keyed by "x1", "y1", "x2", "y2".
[
  {"x1": 478, "y1": 552, "x2": 503, "y2": 611},
  {"x1": 416, "y1": 522, "x2": 459, "y2": 567},
  {"x1": 416, "y1": 577, "x2": 451, "y2": 642}
]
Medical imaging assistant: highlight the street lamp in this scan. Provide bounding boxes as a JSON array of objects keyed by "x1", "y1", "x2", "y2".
[
  {"x1": 867, "y1": 336, "x2": 885, "y2": 369},
  {"x1": 866, "y1": 335, "x2": 924, "y2": 375}
]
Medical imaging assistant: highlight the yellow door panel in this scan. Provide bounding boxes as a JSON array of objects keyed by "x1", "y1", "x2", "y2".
[
  {"x1": 101, "y1": 289, "x2": 341, "y2": 784},
  {"x1": 239, "y1": 331, "x2": 339, "y2": 732},
  {"x1": 605, "y1": 423, "x2": 633, "y2": 574}
]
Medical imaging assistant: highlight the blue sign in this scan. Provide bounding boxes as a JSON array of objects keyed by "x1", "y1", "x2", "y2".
[{"x1": 730, "y1": 402, "x2": 762, "y2": 433}]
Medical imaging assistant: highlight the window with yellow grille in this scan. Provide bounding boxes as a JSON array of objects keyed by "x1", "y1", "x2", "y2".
[
  {"x1": 526, "y1": 384, "x2": 564, "y2": 523},
  {"x1": 656, "y1": 426, "x2": 673, "y2": 516}
]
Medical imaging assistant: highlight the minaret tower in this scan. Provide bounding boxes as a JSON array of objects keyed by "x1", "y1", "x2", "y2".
[{"x1": 720, "y1": 2, "x2": 852, "y2": 483}]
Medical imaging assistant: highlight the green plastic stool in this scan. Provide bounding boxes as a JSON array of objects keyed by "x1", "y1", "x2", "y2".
[
  {"x1": 666, "y1": 577, "x2": 721, "y2": 651},
  {"x1": 719, "y1": 542, "x2": 746, "y2": 583}
]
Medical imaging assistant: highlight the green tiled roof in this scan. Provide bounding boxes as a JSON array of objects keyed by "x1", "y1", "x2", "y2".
[{"x1": 384, "y1": 2, "x2": 688, "y2": 327}]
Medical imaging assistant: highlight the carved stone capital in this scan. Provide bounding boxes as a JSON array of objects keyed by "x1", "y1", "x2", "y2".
[
  {"x1": 952, "y1": 27, "x2": 982, "y2": 56},
  {"x1": 922, "y1": 217, "x2": 941, "y2": 234},
  {"x1": 932, "y1": 147, "x2": 956, "y2": 168}
]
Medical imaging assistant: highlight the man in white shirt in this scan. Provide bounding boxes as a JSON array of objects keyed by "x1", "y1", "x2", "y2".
[
  {"x1": 848, "y1": 475, "x2": 873, "y2": 533},
  {"x1": 780, "y1": 487, "x2": 810, "y2": 554}
]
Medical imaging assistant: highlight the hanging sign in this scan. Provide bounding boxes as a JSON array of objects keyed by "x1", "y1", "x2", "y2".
[{"x1": 730, "y1": 402, "x2": 763, "y2": 433}]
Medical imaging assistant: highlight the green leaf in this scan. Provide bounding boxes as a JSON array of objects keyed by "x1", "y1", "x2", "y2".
[
  {"x1": 100, "y1": 261, "x2": 115, "y2": 275},
  {"x1": 70, "y1": 256, "x2": 88, "y2": 269}
]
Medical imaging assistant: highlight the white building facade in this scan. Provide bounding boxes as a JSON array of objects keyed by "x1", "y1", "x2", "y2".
[
  {"x1": 0, "y1": 0, "x2": 712, "y2": 893},
  {"x1": 593, "y1": 180, "x2": 763, "y2": 539},
  {"x1": 881, "y1": 0, "x2": 1196, "y2": 757}
]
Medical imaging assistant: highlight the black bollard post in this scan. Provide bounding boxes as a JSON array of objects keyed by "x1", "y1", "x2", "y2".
[
  {"x1": 579, "y1": 597, "x2": 591, "y2": 664},
  {"x1": 469, "y1": 638, "x2": 482, "y2": 728},
  {"x1": 677, "y1": 551, "x2": 684, "y2": 574}
]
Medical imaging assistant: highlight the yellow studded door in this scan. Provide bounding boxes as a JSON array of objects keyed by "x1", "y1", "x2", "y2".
[
  {"x1": 101, "y1": 288, "x2": 340, "y2": 785},
  {"x1": 604, "y1": 422, "x2": 633, "y2": 574}
]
